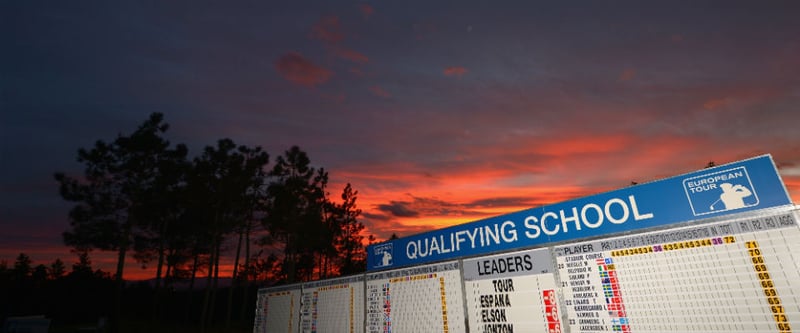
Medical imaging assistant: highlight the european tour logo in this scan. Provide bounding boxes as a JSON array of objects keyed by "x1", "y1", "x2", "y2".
[
  {"x1": 683, "y1": 166, "x2": 759, "y2": 216},
  {"x1": 373, "y1": 243, "x2": 393, "y2": 268}
]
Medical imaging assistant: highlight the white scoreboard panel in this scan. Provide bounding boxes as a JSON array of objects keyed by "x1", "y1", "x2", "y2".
[
  {"x1": 300, "y1": 275, "x2": 365, "y2": 333},
  {"x1": 366, "y1": 260, "x2": 466, "y2": 333},
  {"x1": 554, "y1": 208, "x2": 800, "y2": 333},
  {"x1": 254, "y1": 289, "x2": 267, "y2": 333},
  {"x1": 254, "y1": 283, "x2": 302, "y2": 333},
  {"x1": 463, "y1": 248, "x2": 564, "y2": 333}
]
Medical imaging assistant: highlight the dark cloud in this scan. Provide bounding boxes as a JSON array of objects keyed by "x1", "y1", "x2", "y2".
[
  {"x1": 274, "y1": 52, "x2": 333, "y2": 87},
  {"x1": 375, "y1": 224, "x2": 431, "y2": 239},
  {"x1": 376, "y1": 201, "x2": 419, "y2": 218},
  {"x1": 465, "y1": 197, "x2": 541, "y2": 209},
  {"x1": 360, "y1": 215, "x2": 435, "y2": 241},
  {"x1": 374, "y1": 195, "x2": 491, "y2": 219},
  {"x1": 362, "y1": 212, "x2": 393, "y2": 221}
]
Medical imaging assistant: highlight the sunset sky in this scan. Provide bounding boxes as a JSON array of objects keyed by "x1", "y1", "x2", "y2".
[{"x1": 2, "y1": 1, "x2": 799, "y2": 280}]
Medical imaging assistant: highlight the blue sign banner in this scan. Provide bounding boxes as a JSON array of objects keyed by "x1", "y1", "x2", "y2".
[{"x1": 367, "y1": 155, "x2": 792, "y2": 271}]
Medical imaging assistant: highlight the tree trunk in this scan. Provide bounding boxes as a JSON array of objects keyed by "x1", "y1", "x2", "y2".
[
  {"x1": 286, "y1": 234, "x2": 296, "y2": 283},
  {"x1": 111, "y1": 245, "x2": 127, "y2": 333},
  {"x1": 323, "y1": 252, "x2": 329, "y2": 279},
  {"x1": 199, "y1": 238, "x2": 216, "y2": 333},
  {"x1": 152, "y1": 230, "x2": 166, "y2": 322},
  {"x1": 239, "y1": 225, "x2": 251, "y2": 322},
  {"x1": 164, "y1": 248, "x2": 174, "y2": 287},
  {"x1": 209, "y1": 242, "x2": 221, "y2": 326},
  {"x1": 209, "y1": 240, "x2": 222, "y2": 322},
  {"x1": 226, "y1": 229, "x2": 244, "y2": 328},
  {"x1": 185, "y1": 251, "x2": 200, "y2": 324}
]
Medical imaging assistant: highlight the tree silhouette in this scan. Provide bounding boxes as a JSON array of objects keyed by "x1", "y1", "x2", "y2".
[
  {"x1": 48, "y1": 258, "x2": 66, "y2": 280},
  {"x1": 47, "y1": 113, "x2": 371, "y2": 330},
  {"x1": 333, "y1": 183, "x2": 366, "y2": 275},
  {"x1": 32, "y1": 264, "x2": 48, "y2": 283},
  {"x1": 261, "y1": 146, "x2": 329, "y2": 283},
  {"x1": 13, "y1": 253, "x2": 32, "y2": 281},
  {"x1": 55, "y1": 112, "x2": 185, "y2": 332},
  {"x1": 70, "y1": 249, "x2": 93, "y2": 277},
  {"x1": 187, "y1": 138, "x2": 269, "y2": 332},
  {"x1": 225, "y1": 144, "x2": 269, "y2": 329},
  {"x1": 257, "y1": 147, "x2": 370, "y2": 281}
]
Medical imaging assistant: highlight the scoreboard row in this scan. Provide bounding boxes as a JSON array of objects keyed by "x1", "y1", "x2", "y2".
[{"x1": 254, "y1": 207, "x2": 800, "y2": 333}]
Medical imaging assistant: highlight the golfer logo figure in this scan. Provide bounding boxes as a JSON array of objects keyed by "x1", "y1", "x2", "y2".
[
  {"x1": 373, "y1": 243, "x2": 394, "y2": 268},
  {"x1": 381, "y1": 251, "x2": 392, "y2": 267},
  {"x1": 683, "y1": 166, "x2": 758, "y2": 216},
  {"x1": 710, "y1": 183, "x2": 752, "y2": 211}
]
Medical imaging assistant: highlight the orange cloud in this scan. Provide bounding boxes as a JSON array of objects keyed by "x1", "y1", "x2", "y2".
[
  {"x1": 703, "y1": 98, "x2": 728, "y2": 110},
  {"x1": 779, "y1": 163, "x2": 800, "y2": 203},
  {"x1": 619, "y1": 68, "x2": 636, "y2": 81},
  {"x1": 320, "y1": 92, "x2": 346, "y2": 104},
  {"x1": 336, "y1": 126, "x2": 800, "y2": 244},
  {"x1": 534, "y1": 134, "x2": 632, "y2": 155},
  {"x1": 444, "y1": 66, "x2": 468, "y2": 77},
  {"x1": 274, "y1": 52, "x2": 333, "y2": 87},
  {"x1": 309, "y1": 15, "x2": 369, "y2": 64},
  {"x1": 351, "y1": 182, "x2": 596, "y2": 241},
  {"x1": 329, "y1": 152, "x2": 603, "y2": 241},
  {"x1": 334, "y1": 47, "x2": 369, "y2": 63},
  {"x1": 349, "y1": 67, "x2": 365, "y2": 77},
  {"x1": 369, "y1": 85, "x2": 391, "y2": 98},
  {"x1": 784, "y1": 177, "x2": 800, "y2": 203},
  {"x1": 310, "y1": 15, "x2": 343, "y2": 44},
  {"x1": 360, "y1": 4, "x2": 374, "y2": 18},
  {"x1": 328, "y1": 127, "x2": 793, "y2": 244}
]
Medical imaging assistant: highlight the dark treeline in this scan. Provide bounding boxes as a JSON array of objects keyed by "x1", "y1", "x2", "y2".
[
  {"x1": 1, "y1": 113, "x2": 372, "y2": 332},
  {"x1": 0, "y1": 252, "x2": 260, "y2": 332}
]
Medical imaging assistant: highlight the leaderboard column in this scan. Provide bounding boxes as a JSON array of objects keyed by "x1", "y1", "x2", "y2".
[
  {"x1": 554, "y1": 209, "x2": 800, "y2": 332},
  {"x1": 255, "y1": 284, "x2": 302, "y2": 333},
  {"x1": 554, "y1": 243, "x2": 616, "y2": 333},
  {"x1": 300, "y1": 275, "x2": 365, "y2": 333},
  {"x1": 254, "y1": 289, "x2": 267, "y2": 333},
  {"x1": 366, "y1": 261, "x2": 466, "y2": 333},
  {"x1": 463, "y1": 248, "x2": 563, "y2": 333}
]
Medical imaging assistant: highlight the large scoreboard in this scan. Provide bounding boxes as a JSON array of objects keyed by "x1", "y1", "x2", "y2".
[{"x1": 255, "y1": 155, "x2": 798, "y2": 333}]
